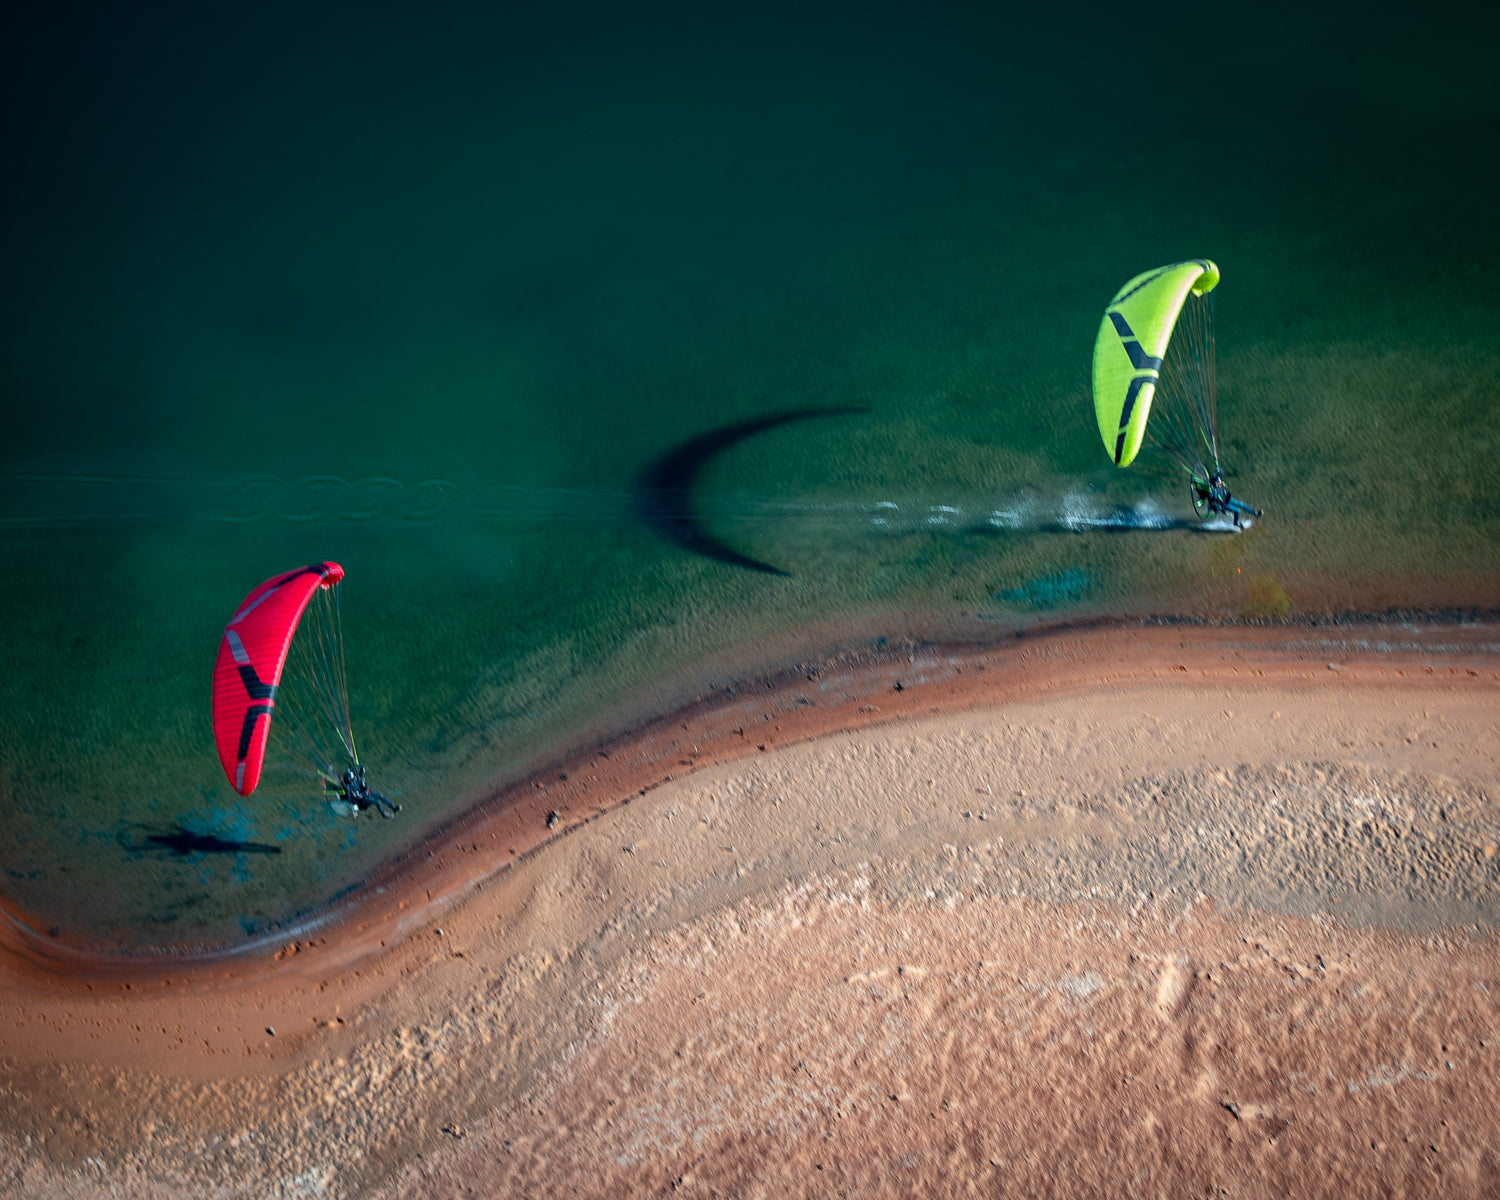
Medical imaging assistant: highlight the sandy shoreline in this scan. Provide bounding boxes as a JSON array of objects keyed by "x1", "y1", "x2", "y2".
[
  {"x1": 6, "y1": 617, "x2": 1494, "y2": 978},
  {"x1": 2, "y1": 617, "x2": 1497, "y2": 1197}
]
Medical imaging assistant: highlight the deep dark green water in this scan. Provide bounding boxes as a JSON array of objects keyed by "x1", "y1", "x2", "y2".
[{"x1": 2, "y1": 3, "x2": 1497, "y2": 950}]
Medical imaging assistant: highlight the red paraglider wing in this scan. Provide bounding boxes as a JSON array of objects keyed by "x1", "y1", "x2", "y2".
[{"x1": 211, "y1": 562, "x2": 345, "y2": 795}]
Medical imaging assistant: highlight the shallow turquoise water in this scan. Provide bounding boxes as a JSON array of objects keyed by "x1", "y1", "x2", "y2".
[{"x1": 2, "y1": 4, "x2": 1497, "y2": 950}]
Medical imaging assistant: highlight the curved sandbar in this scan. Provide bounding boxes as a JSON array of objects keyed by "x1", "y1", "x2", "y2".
[
  {"x1": 0, "y1": 615, "x2": 1496, "y2": 1197},
  {"x1": 0, "y1": 616, "x2": 1492, "y2": 996},
  {"x1": 4, "y1": 615, "x2": 1492, "y2": 982}
]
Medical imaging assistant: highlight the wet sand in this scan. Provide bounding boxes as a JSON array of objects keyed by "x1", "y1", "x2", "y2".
[{"x1": 2, "y1": 619, "x2": 1498, "y2": 1197}]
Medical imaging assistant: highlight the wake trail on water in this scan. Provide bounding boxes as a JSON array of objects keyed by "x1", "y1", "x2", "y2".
[{"x1": 0, "y1": 474, "x2": 1247, "y2": 534}]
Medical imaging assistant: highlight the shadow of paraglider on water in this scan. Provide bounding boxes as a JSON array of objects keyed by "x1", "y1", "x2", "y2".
[
  {"x1": 117, "y1": 823, "x2": 282, "y2": 859},
  {"x1": 632, "y1": 408, "x2": 869, "y2": 576}
]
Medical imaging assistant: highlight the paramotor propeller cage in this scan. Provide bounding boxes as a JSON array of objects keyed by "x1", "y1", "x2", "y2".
[{"x1": 1191, "y1": 476, "x2": 1212, "y2": 520}]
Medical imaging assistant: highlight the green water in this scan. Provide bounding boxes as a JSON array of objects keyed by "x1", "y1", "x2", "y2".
[{"x1": 2, "y1": 4, "x2": 1497, "y2": 951}]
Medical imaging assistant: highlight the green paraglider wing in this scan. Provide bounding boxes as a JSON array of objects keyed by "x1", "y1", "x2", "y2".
[{"x1": 1092, "y1": 259, "x2": 1219, "y2": 467}]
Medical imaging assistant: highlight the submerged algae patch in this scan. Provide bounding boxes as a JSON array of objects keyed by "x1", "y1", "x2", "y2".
[{"x1": 988, "y1": 567, "x2": 1096, "y2": 611}]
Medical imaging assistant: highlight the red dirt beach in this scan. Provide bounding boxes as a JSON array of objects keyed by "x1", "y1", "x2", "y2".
[{"x1": 2, "y1": 618, "x2": 1498, "y2": 1198}]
